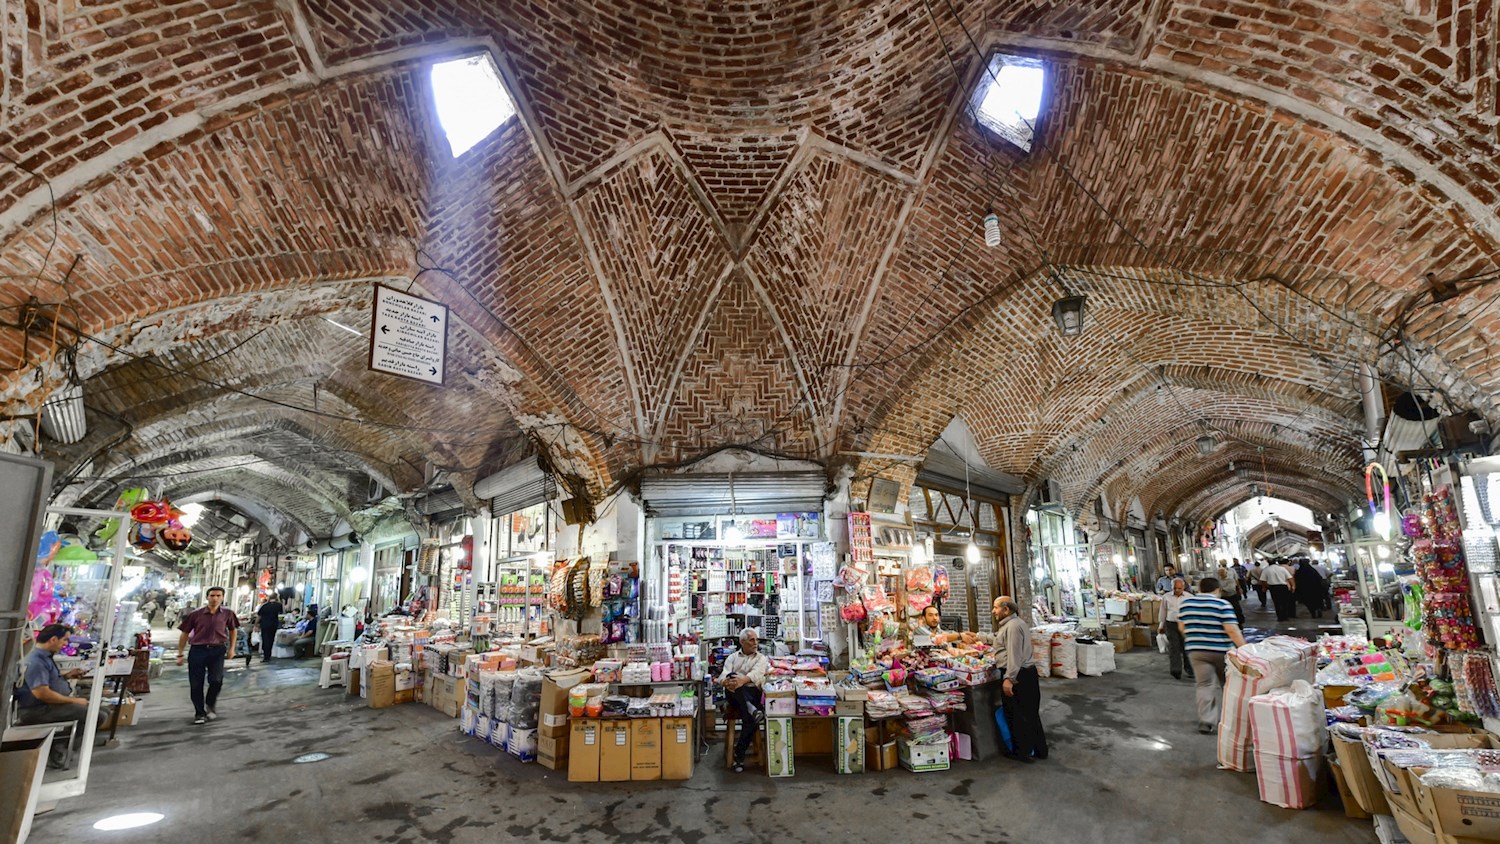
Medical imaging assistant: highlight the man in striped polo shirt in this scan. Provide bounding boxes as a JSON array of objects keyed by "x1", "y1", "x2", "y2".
[{"x1": 1178, "y1": 577, "x2": 1247, "y2": 734}]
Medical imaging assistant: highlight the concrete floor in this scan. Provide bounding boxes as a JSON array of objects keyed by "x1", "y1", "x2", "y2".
[{"x1": 35, "y1": 602, "x2": 1377, "y2": 844}]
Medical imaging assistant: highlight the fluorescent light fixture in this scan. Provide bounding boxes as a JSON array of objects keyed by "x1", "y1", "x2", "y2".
[
  {"x1": 431, "y1": 54, "x2": 516, "y2": 157},
  {"x1": 321, "y1": 317, "x2": 364, "y2": 337},
  {"x1": 178, "y1": 502, "x2": 206, "y2": 527},
  {"x1": 350, "y1": 567, "x2": 369, "y2": 583},
  {"x1": 94, "y1": 813, "x2": 164, "y2": 831}
]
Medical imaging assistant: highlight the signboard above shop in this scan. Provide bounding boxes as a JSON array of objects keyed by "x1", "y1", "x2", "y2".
[{"x1": 368, "y1": 284, "x2": 448, "y2": 385}]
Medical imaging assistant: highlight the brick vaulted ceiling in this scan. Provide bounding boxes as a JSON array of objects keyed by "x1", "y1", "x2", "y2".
[{"x1": 0, "y1": 1, "x2": 1498, "y2": 539}]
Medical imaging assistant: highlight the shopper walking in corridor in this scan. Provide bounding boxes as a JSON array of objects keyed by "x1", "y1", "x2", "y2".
[
  {"x1": 1179, "y1": 577, "x2": 1246, "y2": 734},
  {"x1": 1262, "y1": 558, "x2": 1294, "y2": 620},
  {"x1": 1294, "y1": 558, "x2": 1326, "y2": 619},
  {"x1": 1158, "y1": 577, "x2": 1190, "y2": 679},
  {"x1": 255, "y1": 593, "x2": 285, "y2": 661},
  {"x1": 176, "y1": 586, "x2": 239, "y2": 725},
  {"x1": 993, "y1": 596, "x2": 1048, "y2": 761}
]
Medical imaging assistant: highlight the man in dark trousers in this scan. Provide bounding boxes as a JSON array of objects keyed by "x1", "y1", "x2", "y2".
[
  {"x1": 175, "y1": 586, "x2": 239, "y2": 725},
  {"x1": 14, "y1": 624, "x2": 105, "y2": 768},
  {"x1": 993, "y1": 596, "x2": 1048, "y2": 762},
  {"x1": 255, "y1": 594, "x2": 285, "y2": 661}
]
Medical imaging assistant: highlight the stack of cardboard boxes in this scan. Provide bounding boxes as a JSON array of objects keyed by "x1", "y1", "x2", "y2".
[
  {"x1": 1331, "y1": 725, "x2": 1500, "y2": 843},
  {"x1": 567, "y1": 717, "x2": 695, "y2": 782},
  {"x1": 1104, "y1": 621, "x2": 1134, "y2": 654}
]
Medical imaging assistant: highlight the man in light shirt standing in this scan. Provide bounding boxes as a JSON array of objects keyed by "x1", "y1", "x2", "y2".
[
  {"x1": 1262, "y1": 559, "x2": 1294, "y2": 621},
  {"x1": 1158, "y1": 577, "x2": 1191, "y2": 680},
  {"x1": 720, "y1": 628, "x2": 770, "y2": 773}
]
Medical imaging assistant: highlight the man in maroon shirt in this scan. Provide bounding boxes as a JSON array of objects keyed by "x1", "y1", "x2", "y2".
[{"x1": 175, "y1": 586, "x2": 239, "y2": 725}]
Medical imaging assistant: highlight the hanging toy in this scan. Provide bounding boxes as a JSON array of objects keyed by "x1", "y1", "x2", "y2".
[
  {"x1": 95, "y1": 487, "x2": 149, "y2": 544},
  {"x1": 127, "y1": 498, "x2": 191, "y2": 551}
]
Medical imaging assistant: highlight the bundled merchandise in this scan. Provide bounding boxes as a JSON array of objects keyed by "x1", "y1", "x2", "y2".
[
  {"x1": 1217, "y1": 636, "x2": 1317, "y2": 772},
  {"x1": 865, "y1": 690, "x2": 901, "y2": 719},
  {"x1": 1456, "y1": 652, "x2": 1500, "y2": 719},
  {"x1": 1075, "y1": 641, "x2": 1116, "y2": 677},
  {"x1": 1248, "y1": 680, "x2": 1326, "y2": 809},
  {"x1": 555, "y1": 635, "x2": 605, "y2": 668},
  {"x1": 1030, "y1": 627, "x2": 1056, "y2": 678},
  {"x1": 1411, "y1": 487, "x2": 1481, "y2": 651},
  {"x1": 1050, "y1": 630, "x2": 1079, "y2": 680}
]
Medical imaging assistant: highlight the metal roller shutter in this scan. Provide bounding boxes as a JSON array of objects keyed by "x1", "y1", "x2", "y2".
[
  {"x1": 639, "y1": 472, "x2": 828, "y2": 517},
  {"x1": 476, "y1": 457, "x2": 554, "y2": 517}
]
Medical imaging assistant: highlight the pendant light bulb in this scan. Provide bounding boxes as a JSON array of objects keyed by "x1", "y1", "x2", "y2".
[
  {"x1": 965, "y1": 540, "x2": 981, "y2": 564},
  {"x1": 983, "y1": 207, "x2": 1001, "y2": 248}
]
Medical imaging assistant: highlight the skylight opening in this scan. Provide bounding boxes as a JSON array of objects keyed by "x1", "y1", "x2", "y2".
[
  {"x1": 430, "y1": 54, "x2": 516, "y2": 158},
  {"x1": 973, "y1": 56, "x2": 1046, "y2": 153}
]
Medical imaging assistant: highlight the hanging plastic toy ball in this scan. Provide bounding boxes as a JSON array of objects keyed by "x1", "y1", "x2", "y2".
[{"x1": 1401, "y1": 512, "x2": 1424, "y2": 538}]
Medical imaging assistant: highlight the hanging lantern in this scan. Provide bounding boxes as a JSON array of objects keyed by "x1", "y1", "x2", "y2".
[
  {"x1": 1051, "y1": 294, "x2": 1086, "y2": 336},
  {"x1": 1195, "y1": 433, "x2": 1216, "y2": 456}
]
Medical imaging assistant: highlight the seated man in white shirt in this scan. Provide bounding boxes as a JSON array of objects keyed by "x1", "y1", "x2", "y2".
[{"x1": 719, "y1": 628, "x2": 770, "y2": 773}]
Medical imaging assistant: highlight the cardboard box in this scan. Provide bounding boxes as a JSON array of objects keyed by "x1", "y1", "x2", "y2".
[
  {"x1": 1331, "y1": 732, "x2": 1390, "y2": 815},
  {"x1": 368, "y1": 661, "x2": 396, "y2": 709},
  {"x1": 1390, "y1": 802, "x2": 1438, "y2": 844},
  {"x1": 428, "y1": 674, "x2": 460, "y2": 717},
  {"x1": 1414, "y1": 772, "x2": 1500, "y2": 841},
  {"x1": 347, "y1": 667, "x2": 361, "y2": 698},
  {"x1": 103, "y1": 697, "x2": 141, "y2": 729},
  {"x1": 835, "y1": 716, "x2": 864, "y2": 774},
  {"x1": 540, "y1": 720, "x2": 570, "y2": 739},
  {"x1": 765, "y1": 717, "x2": 794, "y2": 777},
  {"x1": 1131, "y1": 626, "x2": 1154, "y2": 648},
  {"x1": 1137, "y1": 600, "x2": 1160, "y2": 625},
  {"x1": 394, "y1": 688, "x2": 415, "y2": 705},
  {"x1": 898, "y1": 737, "x2": 950, "y2": 772},
  {"x1": 1111, "y1": 638, "x2": 1133, "y2": 654},
  {"x1": 540, "y1": 668, "x2": 592, "y2": 726},
  {"x1": 661, "y1": 717, "x2": 694, "y2": 781},
  {"x1": 538, "y1": 732, "x2": 569, "y2": 770},
  {"x1": 1327, "y1": 755, "x2": 1373, "y2": 820},
  {"x1": 508, "y1": 727, "x2": 538, "y2": 762},
  {"x1": 835, "y1": 700, "x2": 864, "y2": 717},
  {"x1": 792, "y1": 718, "x2": 833, "y2": 756},
  {"x1": 630, "y1": 719, "x2": 662, "y2": 781},
  {"x1": 569, "y1": 720, "x2": 600, "y2": 782},
  {"x1": 1105, "y1": 621, "x2": 1132, "y2": 641},
  {"x1": 869, "y1": 740, "x2": 897, "y2": 771},
  {"x1": 599, "y1": 721, "x2": 632, "y2": 782}
]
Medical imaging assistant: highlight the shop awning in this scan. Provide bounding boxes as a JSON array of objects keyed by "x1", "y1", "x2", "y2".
[
  {"x1": 474, "y1": 457, "x2": 554, "y2": 517},
  {"x1": 639, "y1": 471, "x2": 828, "y2": 517}
]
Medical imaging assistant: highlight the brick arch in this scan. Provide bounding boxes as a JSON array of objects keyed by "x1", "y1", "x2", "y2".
[{"x1": 1156, "y1": 466, "x2": 1357, "y2": 525}]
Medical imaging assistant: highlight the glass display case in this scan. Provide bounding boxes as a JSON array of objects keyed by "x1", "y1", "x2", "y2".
[
  {"x1": 1344, "y1": 539, "x2": 1409, "y2": 639},
  {"x1": 648, "y1": 512, "x2": 824, "y2": 649}
]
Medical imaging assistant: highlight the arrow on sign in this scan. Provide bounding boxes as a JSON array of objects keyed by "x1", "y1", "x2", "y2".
[
  {"x1": 380, "y1": 325, "x2": 390, "y2": 334},
  {"x1": 429, "y1": 366, "x2": 437, "y2": 375},
  {"x1": 430, "y1": 314, "x2": 440, "y2": 323}
]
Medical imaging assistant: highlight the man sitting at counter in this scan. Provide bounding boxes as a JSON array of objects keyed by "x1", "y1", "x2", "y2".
[
  {"x1": 911, "y1": 603, "x2": 945, "y2": 646},
  {"x1": 720, "y1": 628, "x2": 770, "y2": 773},
  {"x1": 14, "y1": 624, "x2": 105, "y2": 769}
]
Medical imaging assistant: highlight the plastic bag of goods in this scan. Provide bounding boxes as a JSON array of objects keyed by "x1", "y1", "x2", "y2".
[
  {"x1": 1077, "y1": 642, "x2": 1116, "y2": 677},
  {"x1": 1050, "y1": 630, "x2": 1078, "y2": 680},
  {"x1": 1030, "y1": 627, "x2": 1056, "y2": 678},
  {"x1": 507, "y1": 668, "x2": 544, "y2": 730},
  {"x1": 1216, "y1": 636, "x2": 1317, "y2": 772},
  {"x1": 1249, "y1": 680, "x2": 1327, "y2": 809},
  {"x1": 492, "y1": 671, "x2": 517, "y2": 720}
]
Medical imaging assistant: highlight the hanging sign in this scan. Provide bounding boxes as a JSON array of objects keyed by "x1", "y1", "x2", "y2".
[{"x1": 368, "y1": 284, "x2": 448, "y2": 385}]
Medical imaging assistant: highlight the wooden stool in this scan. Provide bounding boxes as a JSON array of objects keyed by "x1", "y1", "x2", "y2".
[{"x1": 724, "y1": 713, "x2": 765, "y2": 769}]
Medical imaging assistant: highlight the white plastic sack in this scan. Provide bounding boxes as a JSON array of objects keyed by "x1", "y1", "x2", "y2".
[
  {"x1": 1031, "y1": 627, "x2": 1056, "y2": 678},
  {"x1": 1076, "y1": 642, "x2": 1115, "y2": 677},
  {"x1": 1249, "y1": 680, "x2": 1326, "y2": 761},
  {"x1": 1157, "y1": 634, "x2": 1168, "y2": 654},
  {"x1": 1050, "y1": 631, "x2": 1078, "y2": 680},
  {"x1": 1216, "y1": 636, "x2": 1318, "y2": 772},
  {"x1": 1253, "y1": 752, "x2": 1323, "y2": 809}
]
